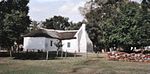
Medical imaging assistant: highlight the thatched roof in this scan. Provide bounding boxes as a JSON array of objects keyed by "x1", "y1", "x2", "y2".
[{"x1": 23, "y1": 29, "x2": 77, "y2": 40}]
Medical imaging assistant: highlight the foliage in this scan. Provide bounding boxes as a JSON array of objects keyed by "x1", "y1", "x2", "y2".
[
  {"x1": 0, "y1": 0, "x2": 31, "y2": 48},
  {"x1": 54, "y1": 40, "x2": 63, "y2": 51},
  {"x1": 29, "y1": 21, "x2": 40, "y2": 31},
  {"x1": 0, "y1": 0, "x2": 5, "y2": 48},
  {"x1": 81, "y1": 0, "x2": 150, "y2": 51},
  {"x1": 67, "y1": 22, "x2": 83, "y2": 30},
  {"x1": 43, "y1": 16, "x2": 70, "y2": 30},
  {"x1": 42, "y1": 15, "x2": 83, "y2": 30}
]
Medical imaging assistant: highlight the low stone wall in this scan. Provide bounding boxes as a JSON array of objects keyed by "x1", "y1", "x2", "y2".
[{"x1": 107, "y1": 52, "x2": 150, "y2": 63}]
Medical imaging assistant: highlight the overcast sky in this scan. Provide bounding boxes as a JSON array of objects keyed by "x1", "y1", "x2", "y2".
[{"x1": 28, "y1": 0, "x2": 142, "y2": 22}]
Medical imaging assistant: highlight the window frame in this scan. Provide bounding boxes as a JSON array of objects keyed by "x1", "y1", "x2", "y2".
[
  {"x1": 67, "y1": 42, "x2": 71, "y2": 48},
  {"x1": 50, "y1": 40, "x2": 53, "y2": 46}
]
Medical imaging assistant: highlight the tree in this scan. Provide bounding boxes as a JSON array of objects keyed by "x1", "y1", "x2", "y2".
[
  {"x1": 67, "y1": 22, "x2": 83, "y2": 30},
  {"x1": 0, "y1": 0, "x2": 5, "y2": 48},
  {"x1": 81, "y1": 0, "x2": 150, "y2": 51},
  {"x1": 0, "y1": 0, "x2": 31, "y2": 48},
  {"x1": 142, "y1": 0, "x2": 150, "y2": 12},
  {"x1": 115, "y1": 1, "x2": 150, "y2": 50},
  {"x1": 113, "y1": 2, "x2": 145, "y2": 50},
  {"x1": 29, "y1": 21, "x2": 40, "y2": 31},
  {"x1": 54, "y1": 40, "x2": 63, "y2": 57},
  {"x1": 43, "y1": 16, "x2": 70, "y2": 30},
  {"x1": 80, "y1": 0, "x2": 123, "y2": 50}
]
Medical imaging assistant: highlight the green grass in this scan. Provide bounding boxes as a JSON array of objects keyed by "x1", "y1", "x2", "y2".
[{"x1": 0, "y1": 53, "x2": 150, "y2": 74}]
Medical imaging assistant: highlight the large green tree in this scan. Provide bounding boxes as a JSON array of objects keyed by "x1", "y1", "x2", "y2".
[
  {"x1": 81, "y1": 0, "x2": 150, "y2": 51},
  {"x1": 0, "y1": 0, "x2": 31, "y2": 48},
  {"x1": 0, "y1": 0, "x2": 5, "y2": 48},
  {"x1": 81, "y1": 0, "x2": 123, "y2": 49}
]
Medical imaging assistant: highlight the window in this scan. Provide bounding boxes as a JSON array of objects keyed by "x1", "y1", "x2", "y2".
[
  {"x1": 50, "y1": 41, "x2": 53, "y2": 46},
  {"x1": 67, "y1": 42, "x2": 71, "y2": 48},
  {"x1": 45, "y1": 43, "x2": 48, "y2": 48}
]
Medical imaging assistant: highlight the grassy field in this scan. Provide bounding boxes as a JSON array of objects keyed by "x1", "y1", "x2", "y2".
[{"x1": 0, "y1": 53, "x2": 150, "y2": 74}]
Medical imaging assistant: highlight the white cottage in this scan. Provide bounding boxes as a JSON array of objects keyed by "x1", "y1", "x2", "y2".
[{"x1": 23, "y1": 24, "x2": 93, "y2": 53}]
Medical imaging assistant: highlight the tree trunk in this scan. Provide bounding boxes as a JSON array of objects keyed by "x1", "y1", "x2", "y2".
[
  {"x1": 61, "y1": 47, "x2": 63, "y2": 57},
  {"x1": 141, "y1": 47, "x2": 145, "y2": 54},
  {"x1": 56, "y1": 49, "x2": 59, "y2": 57},
  {"x1": 10, "y1": 46, "x2": 13, "y2": 57}
]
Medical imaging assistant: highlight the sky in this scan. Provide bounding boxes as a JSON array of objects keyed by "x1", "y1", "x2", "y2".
[
  {"x1": 28, "y1": 0, "x2": 88, "y2": 22},
  {"x1": 28, "y1": 0, "x2": 142, "y2": 22}
]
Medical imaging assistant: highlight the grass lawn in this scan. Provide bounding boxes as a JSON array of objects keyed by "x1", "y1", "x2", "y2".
[{"x1": 0, "y1": 53, "x2": 150, "y2": 74}]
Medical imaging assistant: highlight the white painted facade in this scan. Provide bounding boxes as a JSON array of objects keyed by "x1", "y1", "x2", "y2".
[
  {"x1": 23, "y1": 37, "x2": 59, "y2": 52},
  {"x1": 24, "y1": 37, "x2": 46, "y2": 51},
  {"x1": 62, "y1": 24, "x2": 93, "y2": 53},
  {"x1": 62, "y1": 39, "x2": 78, "y2": 53},
  {"x1": 23, "y1": 24, "x2": 93, "y2": 53}
]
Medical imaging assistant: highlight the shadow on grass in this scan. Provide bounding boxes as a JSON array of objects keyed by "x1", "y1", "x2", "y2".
[{"x1": 0, "y1": 51, "x2": 82, "y2": 60}]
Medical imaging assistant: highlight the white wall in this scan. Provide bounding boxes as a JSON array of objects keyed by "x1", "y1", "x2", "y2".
[
  {"x1": 45, "y1": 38, "x2": 59, "y2": 51},
  {"x1": 75, "y1": 24, "x2": 87, "y2": 53},
  {"x1": 62, "y1": 39, "x2": 78, "y2": 53},
  {"x1": 23, "y1": 37, "x2": 46, "y2": 51},
  {"x1": 74, "y1": 24, "x2": 93, "y2": 53},
  {"x1": 86, "y1": 32, "x2": 93, "y2": 52},
  {"x1": 23, "y1": 37, "x2": 59, "y2": 52},
  {"x1": 79, "y1": 30, "x2": 87, "y2": 53}
]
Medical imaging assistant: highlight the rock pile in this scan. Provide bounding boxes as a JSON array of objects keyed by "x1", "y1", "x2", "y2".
[{"x1": 107, "y1": 52, "x2": 150, "y2": 63}]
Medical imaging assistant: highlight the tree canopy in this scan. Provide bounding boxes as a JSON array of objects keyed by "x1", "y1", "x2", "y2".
[
  {"x1": 42, "y1": 15, "x2": 83, "y2": 30},
  {"x1": 0, "y1": 0, "x2": 31, "y2": 48},
  {"x1": 81, "y1": 0, "x2": 150, "y2": 51},
  {"x1": 43, "y1": 16, "x2": 70, "y2": 30},
  {"x1": 67, "y1": 22, "x2": 83, "y2": 30}
]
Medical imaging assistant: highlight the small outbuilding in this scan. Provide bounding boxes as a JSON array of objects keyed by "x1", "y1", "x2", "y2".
[{"x1": 23, "y1": 24, "x2": 93, "y2": 53}]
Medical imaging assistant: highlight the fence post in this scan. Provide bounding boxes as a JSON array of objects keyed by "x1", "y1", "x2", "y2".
[
  {"x1": 65, "y1": 50, "x2": 67, "y2": 58},
  {"x1": 61, "y1": 49, "x2": 63, "y2": 58},
  {"x1": 74, "y1": 50, "x2": 76, "y2": 57},
  {"x1": 46, "y1": 51, "x2": 49, "y2": 60}
]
